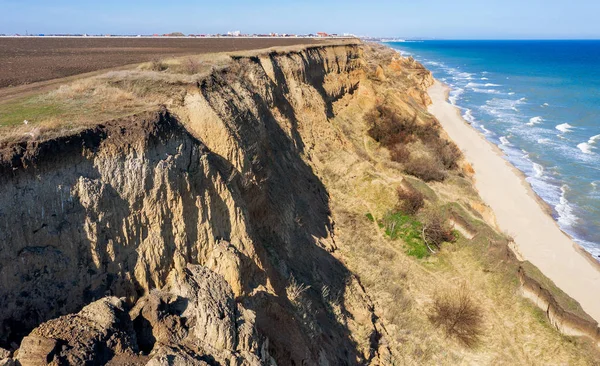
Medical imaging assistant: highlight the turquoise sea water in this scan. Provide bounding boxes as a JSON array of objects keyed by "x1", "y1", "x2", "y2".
[{"x1": 385, "y1": 40, "x2": 600, "y2": 258}]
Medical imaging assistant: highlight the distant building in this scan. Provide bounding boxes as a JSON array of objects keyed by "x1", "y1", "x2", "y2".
[
  {"x1": 228, "y1": 31, "x2": 241, "y2": 36},
  {"x1": 316, "y1": 32, "x2": 328, "y2": 37}
]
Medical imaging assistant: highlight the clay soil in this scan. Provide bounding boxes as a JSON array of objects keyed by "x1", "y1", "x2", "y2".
[{"x1": 0, "y1": 37, "x2": 328, "y2": 88}]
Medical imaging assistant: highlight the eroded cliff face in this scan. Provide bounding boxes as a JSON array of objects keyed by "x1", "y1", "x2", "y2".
[
  {"x1": 1, "y1": 42, "x2": 597, "y2": 366},
  {"x1": 0, "y1": 44, "x2": 384, "y2": 365}
]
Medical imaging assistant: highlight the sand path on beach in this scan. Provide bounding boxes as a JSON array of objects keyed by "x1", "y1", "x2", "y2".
[{"x1": 428, "y1": 80, "x2": 600, "y2": 323}]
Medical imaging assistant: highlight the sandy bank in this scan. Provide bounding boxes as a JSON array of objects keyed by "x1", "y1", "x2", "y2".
[{"x1": 428, "y1": 80, "x2": 600, "y2": 324}]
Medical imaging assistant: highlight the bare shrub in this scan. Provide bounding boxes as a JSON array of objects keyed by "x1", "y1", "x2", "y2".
[
  {"x1": 422, "y1": 209, "x2": 456, "y2": 250},
  {"x1": 429, "y1": 284, "x2": 483, "y2": 347},
  {"x1": 183, "y1": 57, "x2": 202, "y2": 75},
  {"x1": 150, "y1": 59, "x2": 168, "y2": 72},
  {"x1": 365, "y1": 105, "x2": 418, "y2": 147},
  {"x1": 286, "y1": 275, "x2": 310, "y2": 304},
  {"x1": 403, "y1": 156, "x2": 446, "y2": 182},
  {"x1": 389, "y1": 144, "x2": 411, "y2": 163},
  {"x1": 434, "y1": 140, "x2": 462, "y2": 169},
  {"x1": 396, "y1": 187, "x2": 424, "y2": 215}
]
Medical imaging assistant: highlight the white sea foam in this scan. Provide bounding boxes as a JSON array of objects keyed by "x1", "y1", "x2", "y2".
[
  {"x1": 537, "y1": 138, "x2": 551, "y2": 144},
  {"x1": 578, "y1": 143, "x2": 593, "y2": 154},
  {"x1": 472, "y1": 88, "x2": 502, "y2": 94},
  {"x1": 447, "y1": 69, "x2": 474, "y2": 81},
  {"x1": 526, "y1": 116, "x2": 544, "y2": 126},
  {"x1": 448, "y1": 88, "x2": 464, "y2": 105},
  {"x1": 463, "y1": 109, "x2": 475, "y2": 123},
  {"x1": 555, "y1": 123, "x2": 574, "y2": 133},
  {"x1": 542, "y1": 102, "x2": 550, "y2": 107},
  {"x1": 508, "y1": 92, "x2": 515, "y2": 95},
  {"x1": 555, "y1": 185, "x2": 578, "y2": 227},
  {"x1": 533, "y1": 163, "x2": 544, "y2": 178},
  {"x1": 466, "y1": 82, "x2": 500, "y2": 88},
  {"x1": 480, "y1": 125, "x2": 492, "y2": 135},
  {"x1": 481, "y1": 77, "x2": 489, "y2": 80},
  {"x1": 576, "y1": 134, "x2": 600, "y2": 154},
  {"x1": 483, "y1": 98, "x2": 526, "y2": 116},
  {"x1": 500, "y1": 136, "x2": 511, "y2": 145},
  {"x1": 588, "y1": 134, "x2": 600, "y2": 143},
  {"x1": 455, "y1": 72, "x2": 474, "y2": 80}
]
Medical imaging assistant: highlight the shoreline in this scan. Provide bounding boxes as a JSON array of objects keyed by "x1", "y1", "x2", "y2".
[{"x1": 428, "y1": 80, "x2": 600, "y2": 324}]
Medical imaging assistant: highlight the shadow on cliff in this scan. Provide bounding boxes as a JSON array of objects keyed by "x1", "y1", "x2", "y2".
[
  {"x1": 200, "y1": 55, "x2": 371, "y2": 365},
  {"x1": 0, "y1": 111, "x2": 235, "y2": 355}
]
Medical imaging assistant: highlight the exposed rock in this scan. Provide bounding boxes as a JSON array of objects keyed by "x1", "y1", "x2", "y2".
[
  {"x1": 375, "y1": 65, "x2": 386, "y2": 81},
  {"x1": 131, "y1": 264, "x2": 263, "y2": 365},
  {"x1": 145, "y1": 346, "x2": 209, "y2": 366},
  {"x1": 0, "y1": 43, "x2": 447, "y2": 365},
  {"x1": 16, "y1": 297, "x2": 137, "y2": 365}
]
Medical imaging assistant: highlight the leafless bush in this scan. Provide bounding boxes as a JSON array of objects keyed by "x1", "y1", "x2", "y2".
[
  {"x1": 365, "y1": 105, "x2": 418, "y2": 148},
  {"x1": 183, "y1": 57, "x2": 202, "y2": 75},
  {"x1": 396, "y1": 187, "x2": 424, "y2": 215},
  {"x1": 389, "y1": 144, "x2": 411, "y2": 163},
  {"x1": 150, "y1": 59, "x2": 168, "y2": 72},
  {"x1": 403, "y1": 156, "x2": 447, "y2": 182},
  {"x1": 422, "y1": 209, "x2": 456, "y2": 250},
  {"x1": 434, "y1": 140, "x2": 462, "y2": 169},
  {"x1": 429, "y1": 284, "x2": 483, "y2": 347}
]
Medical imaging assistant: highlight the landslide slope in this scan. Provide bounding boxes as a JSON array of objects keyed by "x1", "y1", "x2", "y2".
[{"x1": 0, "y1": 42, "x2": 598, "y2": 365}]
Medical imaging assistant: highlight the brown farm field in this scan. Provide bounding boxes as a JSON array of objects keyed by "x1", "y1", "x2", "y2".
[{"x1": 0, "y1": 37, "x2": 330, "y2": 88}]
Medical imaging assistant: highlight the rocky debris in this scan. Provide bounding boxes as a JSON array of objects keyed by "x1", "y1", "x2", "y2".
[
  {"x1": 134, "y1": 264, "x2": 264, "y2": 365},
  {"x1": 0, "y1": 347, "x2": 13, "y2": 366},
  {"x1": 16, "y1": 297, "x2": 138, "y2": 365},
  {"x1": 375, "y1": 65, "x2": 387, "y2": 81},
  {"x1": 145, "y1": 346, "x2": 209, "y2": 366},
  {"x1": 13, "y1": 264, "x2": 269, "y2": 365}
]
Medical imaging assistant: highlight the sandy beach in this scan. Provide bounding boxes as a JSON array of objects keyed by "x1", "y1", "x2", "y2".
[{"x1": 428, "y1": 80, "x2": 600, "y2": 324}]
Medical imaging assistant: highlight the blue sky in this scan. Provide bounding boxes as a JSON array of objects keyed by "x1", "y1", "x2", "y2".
[{"x1": 1, "y1": 0, "x2": 599, "y2": 39}]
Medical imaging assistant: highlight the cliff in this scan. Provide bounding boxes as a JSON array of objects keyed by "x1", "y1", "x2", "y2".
[{"x1": 0, "y1": 42, "x2": 598, "y2": 365}]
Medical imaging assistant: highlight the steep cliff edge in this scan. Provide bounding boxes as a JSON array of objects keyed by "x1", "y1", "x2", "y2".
[{"x1": 0, "y1": 42, "x2": 599, "y2": 365}]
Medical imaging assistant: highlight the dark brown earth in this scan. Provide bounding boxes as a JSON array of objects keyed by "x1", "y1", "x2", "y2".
[{"x1": 0, "y1": 37, "x2": 329, "y2": 88}]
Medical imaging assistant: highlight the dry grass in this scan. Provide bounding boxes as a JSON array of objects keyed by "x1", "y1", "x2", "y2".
[
  {"x1": 324, "y1": 48, "x2": 600, "y2": 364},
  {"x1": 286, "y1": 275, "x2": 311, "y2": 304}
]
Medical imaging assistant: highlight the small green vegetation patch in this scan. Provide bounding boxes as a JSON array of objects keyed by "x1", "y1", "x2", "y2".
[
  {"x1": 380, "y1": 212, "x2": 429, "y2": 259},
  {"x1": 0, "y1": 97, "x2": 64, "y2": 127}
]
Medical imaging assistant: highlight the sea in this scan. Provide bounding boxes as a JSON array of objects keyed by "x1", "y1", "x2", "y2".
[{"x1": 384, "y1": 40, "x2": 600, "y2": 258}]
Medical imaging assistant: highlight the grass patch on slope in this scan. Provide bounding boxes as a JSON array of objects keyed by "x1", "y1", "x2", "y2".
[
  {"x1": 0, "y1": 97, "x2": 65, "y2": 127},
  {"x1": 378, "y1": 211, "x2": 430, "y2": 259}
]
